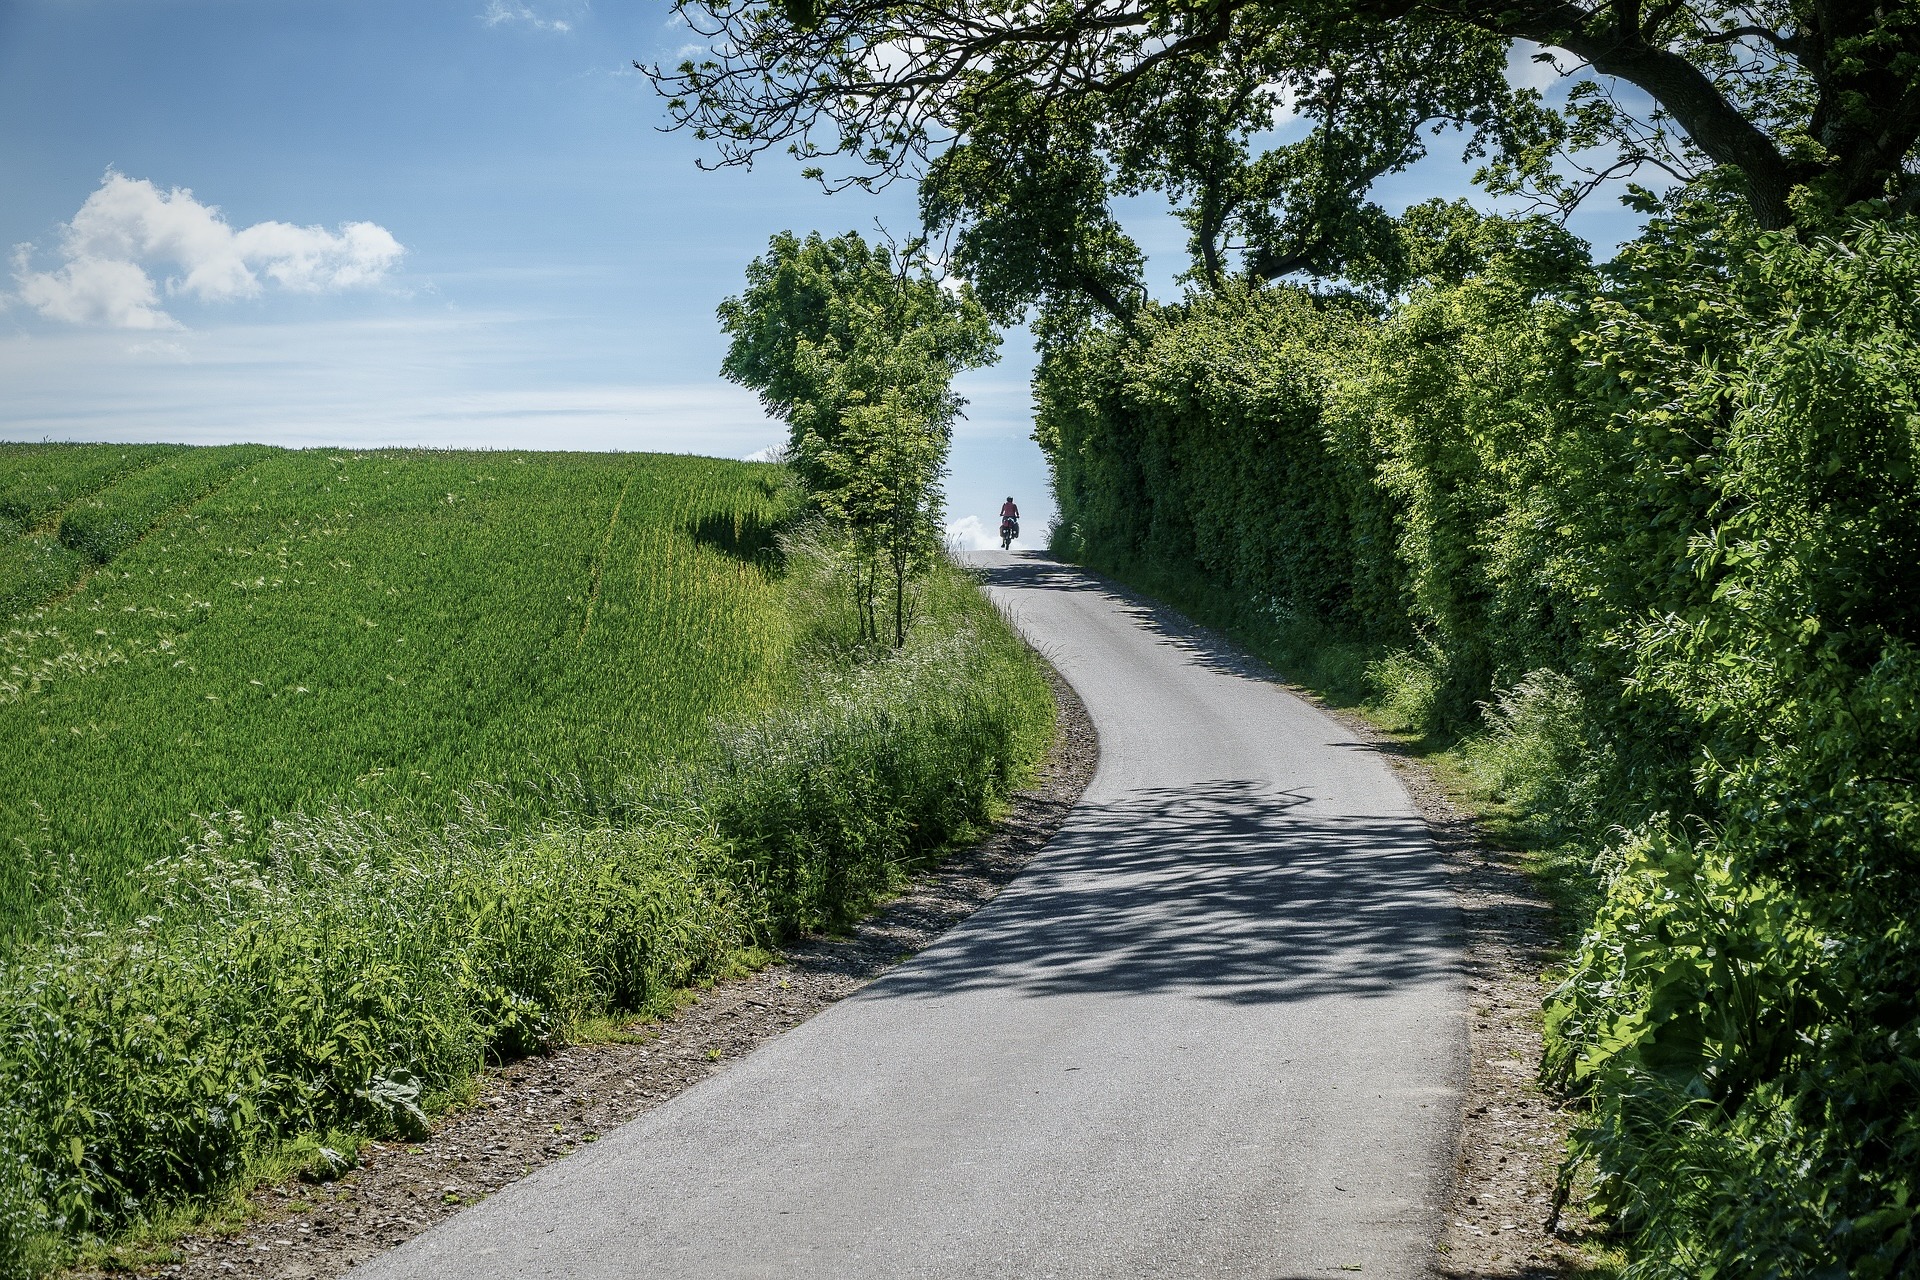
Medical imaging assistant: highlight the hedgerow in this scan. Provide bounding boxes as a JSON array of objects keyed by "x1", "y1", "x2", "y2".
[{"x1": 1038, "y1": 201, "x2": 1920, "y2": 1275}]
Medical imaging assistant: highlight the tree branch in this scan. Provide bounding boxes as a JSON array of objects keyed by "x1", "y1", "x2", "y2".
[
  {"x1": 1699, "y1": 24, "x2": 1801, "y2": 54},
  {"x1": 1495, "y1": 0, "x2": 1801, "y2": 226}
]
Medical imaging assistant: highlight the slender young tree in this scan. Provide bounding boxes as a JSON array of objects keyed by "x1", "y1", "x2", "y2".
[
  {"x1": 718, "y1": 230, "x2": 997, "y2": 644},
  {"x1": 811, "y1": 382, "x2": 950, "y2": 645}
]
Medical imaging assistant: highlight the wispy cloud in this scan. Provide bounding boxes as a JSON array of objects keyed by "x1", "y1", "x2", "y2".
[
  {"x1": 11, "y1": 172, "x2": 404, "y2": 329},
  {"x1": 0, "y1": 313, "x2": 781, "y2": 455},
  {"x1": 481, "y1": 2, "x2": 573, "y2": 33}
]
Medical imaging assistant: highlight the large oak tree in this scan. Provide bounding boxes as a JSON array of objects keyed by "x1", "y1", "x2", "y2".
[{"x1": 647, "y1": 0, "x2": 1919, "y2": 313}]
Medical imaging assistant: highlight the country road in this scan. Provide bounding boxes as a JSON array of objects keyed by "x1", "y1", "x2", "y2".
[{"x1": 354, "y1": 552, "x2": 1466, "y2": 1279}]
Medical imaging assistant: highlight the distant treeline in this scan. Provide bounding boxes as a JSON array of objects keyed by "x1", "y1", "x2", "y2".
[{"x1": 1039, "y1": 196, "x2": 1920, "y2": 1276}]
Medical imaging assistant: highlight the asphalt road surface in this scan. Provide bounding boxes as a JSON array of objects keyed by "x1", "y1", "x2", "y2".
[{"x1": 355, "y1": 553, "x2": 1465, "y2": 1279}]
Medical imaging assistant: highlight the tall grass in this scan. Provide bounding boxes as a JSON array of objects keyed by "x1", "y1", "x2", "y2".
[
  {"x1": 699, "y1": 559, "x2": 1054, "y2": 931},
  {"x1": 55, "y1": 446, "x2": 271, "y2": 564},
  {"x1": 0, "y1": 538, "x2": 89, "y2": 618},
  {"x1": 0, "y1": 446, "x2": 181, "y2": 537}
]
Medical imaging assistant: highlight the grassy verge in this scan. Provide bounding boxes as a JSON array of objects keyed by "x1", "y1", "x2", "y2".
[{"x1": 0, "y1": 549, "x2": 1053, "y2": 1278}]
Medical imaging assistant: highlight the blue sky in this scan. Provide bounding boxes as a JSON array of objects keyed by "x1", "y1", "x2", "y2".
[{"x1": 0, "y1": 2, "x2": 1647, "y2": 542}]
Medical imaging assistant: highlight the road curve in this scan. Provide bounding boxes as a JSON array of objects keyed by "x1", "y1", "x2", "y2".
[{"x1": 354, "y1": 552, "x2": 1466, "y2": 1279}]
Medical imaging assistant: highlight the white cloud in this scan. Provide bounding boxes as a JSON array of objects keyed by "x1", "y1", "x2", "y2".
[
  {"x1": 124, "y1": 338, "x2": 192, "y2": 361},
  {"x1": 481, "y1": 2, "x2": 572, "y2": 32},
  {"x1": 945, "y1": 514, "x2": 1037, "y2": 552},
  {"x1": 11, "y1": 172, "x2": 404, "y2": 329},
  {"x1": 1507, "y1": 39, "x2": 1574, "y2": 91},
  {"x1": 14, "y1": 244, "x2": 175, "y2": 329}
]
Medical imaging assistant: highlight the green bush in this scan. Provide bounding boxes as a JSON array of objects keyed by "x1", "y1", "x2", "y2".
[
  {"x1": 0, "y1": 807, "x2": 755, "y2": 1249},
  {"x1": 1541, "y1": 220, "x2": 1920, "y2": 1278},
  {"x1": 1458, "y1": 669, "x2": 1614, "y2": 841},
  {"x1": 1360, "y1": 647, "x2": 1443, "y2": 734}
]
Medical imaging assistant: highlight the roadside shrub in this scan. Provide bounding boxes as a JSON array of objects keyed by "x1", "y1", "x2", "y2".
[
  {"x1": 1542, "y1": 220, "x2": 1920, "y2": 1277},
  {"x1": 703, "y1": 590, "x2": 1052, "y2": 931},
  {"x1": 0, "y1": 1109, "x2": 51, "y2": 1280},
  {"x1": 0, "y1": 807, "x2": 755, "y2": 1247},
  {"x1": 1037, "y1": 205, "x2": 1920, "y2": 1272},
  {"x1": 1459, "y1": 669, "x2": 1613, "y2": 840},
  {"x1": 1361, "y1": 647, "x2": 1443, "y2": 734},
  {"x1": 1035, "y1": 284, "x2": 1403, "y2": 640}
]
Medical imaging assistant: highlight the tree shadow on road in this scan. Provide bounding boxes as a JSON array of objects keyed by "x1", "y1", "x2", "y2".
[{"x1": 871, "y1": 778, "x2": 1461, "y2": 1007}]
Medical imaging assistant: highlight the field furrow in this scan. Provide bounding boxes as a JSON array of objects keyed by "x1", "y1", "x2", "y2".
[
  {"x1": 55, "y1": 444, "x2": 273, "y2": 566},
  {"x1": 0, "y1": 444, "x2": 183, "y2": 539}
]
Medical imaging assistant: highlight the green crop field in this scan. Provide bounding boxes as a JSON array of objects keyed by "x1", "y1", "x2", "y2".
[
  {"x1": 0, "y1": 443, "x2": 796, "y2": 948},
  {"x1": 0, "y1": 441, "x2": 1054, "y2": 1271}
]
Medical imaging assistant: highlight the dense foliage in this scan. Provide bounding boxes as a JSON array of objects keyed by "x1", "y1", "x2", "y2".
[
  {"x1": 0, "y1": 446, "x2": 1055, "y2": 1276},
  {"x1": 650, "y1": 0, "x2": 1920, "y2": 1268},
  {"x1": 1038, "y1": 200, "x2": 1920, "y2": 1275},
  {"x1": 651, "y1": 0, "x2": 1920, "y2": 295}
]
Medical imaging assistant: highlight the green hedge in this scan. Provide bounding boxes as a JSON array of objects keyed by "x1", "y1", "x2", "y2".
[
  {"x1": 1037, "y1": 201, "x2": 1920, "y2": 1276},
  {"x1": 1040, "y1": 285, "x2": 1404, "y2": 640}
]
